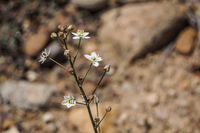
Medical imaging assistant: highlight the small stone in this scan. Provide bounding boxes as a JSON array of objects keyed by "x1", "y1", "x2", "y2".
[
  {"x1": 42, "y1": 112, "x2": 54, "y2": 123},
  {"x1": 175, "y1": 27, "x2": 197, "y2": 54},
  {"x1": 26, "y1": 71, "x2": 39, "y2": 82},
  {"x1": 146, "y1": 93, "x2": 159, "y2": 106}
]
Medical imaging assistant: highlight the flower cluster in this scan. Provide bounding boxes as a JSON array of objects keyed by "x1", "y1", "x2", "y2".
[{"x1": 39, "y1": 24, "x2": 111, "y2": 133}]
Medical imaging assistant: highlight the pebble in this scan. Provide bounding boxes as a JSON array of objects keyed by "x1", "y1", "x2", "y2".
[
  {"x1": 175, "y1": 27, "x2": 197, "y2": 55},
  {"x1": 146, "y1": 93, "x2": 159, "y2": 106},
  {"x1": 42, "y1": 112, "x2": 54, "y2": 123}
]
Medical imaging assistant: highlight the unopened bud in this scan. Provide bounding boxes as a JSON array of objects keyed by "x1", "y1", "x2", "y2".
[
  {"x1": 88, "y1": 95, "x2": 94, "y2": 100},
  {"x1": 58, "y1": 24, "x2": 67, "y2": 32},
  {"x1": 93, "y1": 95, "x2": 99, "y2": 103},
  {"x1": 50, "y1": 32, "x2": 57, "y2": 39},
  {"x1": 68, "y1": 68, "x2": 73, "y2": 74},
  {"x1": 64, "y1": 50, "x2": 70, "y2": 56},
  {"x1": 94, "y1": 117, "x2": 100, "y2": 123},
  {"x1": 58, "y1": 31, "x2": 66, "y2": 39},
  {"x1": 78, "y1": 76, "x2": 83, "y2": 81},
  {"x1": 104, "y1": 64, "x2": 110, "y2": 72},
  {"x1": 68, "y1": 25, "x2": 74, "y2": 31},
  {"x1": 105, "y1": 105, "x2": 112, "y2": 112}
]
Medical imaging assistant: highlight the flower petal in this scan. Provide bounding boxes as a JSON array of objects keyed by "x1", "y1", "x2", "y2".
[
  {"x1": 73, "y1": 37, "x2": 80, "y2": 39},
  {"x1": 64, "y1": 96, "x2": 69, "y2": 99},
  {"x1": 72, "y1": 32, "x2": 78, "y2": 36},
  {"x1": 61, "y1": 100, "x2": 68, "y2": 105},
  {"x1": 93, "y1": 62, "x2": 99, "y2": 67},
  {"x1": 84, "y1": 32, "x2": 89, "y2": 36},
  {"x1": 84, "y1": 36, "x2": 90, "y2": 39},
  {"x1": 96, "y1": 57, "x2": 103, "y2": 61},
  {"x1": 69, "y1": 95, "x2": 74, "y2": 99},
  {"x1": 91, "y1": 52, "x2": 97, "y2": 57},
  {"x1": 84, "y1": 55, "x2": 92, "y2": 61}
]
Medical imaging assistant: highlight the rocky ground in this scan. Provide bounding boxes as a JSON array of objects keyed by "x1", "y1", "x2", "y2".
[{"x1": 1, "y1": 0, "x2": 200, "y2": 133}]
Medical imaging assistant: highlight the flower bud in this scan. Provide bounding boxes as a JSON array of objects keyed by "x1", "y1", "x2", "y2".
[
  {"x1": 78, "y1": 76, "x2": 83, "y2": 81},
  {"x1": 105, "y1": 105, "x2": 112, "y2": 112},
  {"x1": 68, "y1": 25, "x2": 74, "y2": 31},
  {"x1": 50, "y1": 32, "x2": 57, "y2": 39},
  {"x1": 93, "y1": 95, "x2": 99, "y2": 103},
  {"x1": 68, "y1": 68, "x2": 73, "y2": 74},
  {"x1": 58, "y1": 31, "x2": 66, "y2": 39},
  {"x1": 88, "y1": 95, "x2": 94, "y2": 100},
  {"x1": 58, "y1": 24, "x2": 67, "y2": 32},
  {"x1": 64, "y1": 50, "x2": 70, "y2": 57},
  {"x1": 104, "y1": 64, "x2": 110, "y2": 72},
  {"x1": 94, "y1": 117, "x2": 100, "y2": 123}
]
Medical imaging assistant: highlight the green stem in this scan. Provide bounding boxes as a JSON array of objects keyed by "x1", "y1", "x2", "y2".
[
  {"x1": 63, "y1": 39, "x2": 98, "y2": 133},
  {"x1": 63, "y1": 39, "x2": 68, "y2": 50},
  {"x1": 92, "y1": 70, "x2": 106, "y2": 95},
  {"x1": 76, "y1": 102, "x2": 86, "y2": 105},
  {"x1": 82, "y1": 63, "x2": 92, "y2": 84},
  {"x1": 96, "y1": 112, "x2": 108, "y2": 128},
  {"x1": 73, "y1": 38, "x2": 82, "y2": 65},
  {"x1": 96, "y1": 103, "x2": 100, "y2": 133},
  {"x1": 48, "y1": 57, "x2": 69, "y2": 71},
  {"x1": 56, "y1": 38, "x2": 64, "y2": 47},
  {"x1": 87, "y1": 105, "x2": 97, "y2": 133}
]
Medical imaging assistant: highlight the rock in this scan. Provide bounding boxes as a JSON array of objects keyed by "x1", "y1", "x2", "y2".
[
  {"x1": 98, "y1": 2, "x2": 186, "y2": 72},
  {"x1": 146, "y1": 93, "x2": 159, "y2": 106},
  {"x1": 4, "y1": 126, "x2": 20, "y2": 133},
  {"x1": 175, "y1": 27, "x2": 197, "y2": 54},
  {"x1": 70, "y1": 0, "x2": 108, "y2": 11},
  {"x1": 24, "y1": 25, "x2": 49, "y2": 57},
  {"x1": 0, "y1": 80, "x2": 56, "y2": 110},
  {"x1": 2, "y1": 119, "x2": 14, "y2": 130},
  {"x1": 42, "y1": 112, "x2": 54, "y2": 123}
]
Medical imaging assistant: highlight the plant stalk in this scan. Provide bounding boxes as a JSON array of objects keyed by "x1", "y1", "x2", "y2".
[
  {"x1": 82, "y1": 63, "x2": 92, "y2": 84},
  {"x1": 73, "y1": 38, "x2": 82, "y2": 65},
  {"x1": 48, "y1": 57, "x2": 68, "y2": 71},
  {"x1": 63, "y1": 38, "x2": 98, "y2": 133},
  {"x1": 92, "y1": 70, "x2": 106, "y2": 95}
]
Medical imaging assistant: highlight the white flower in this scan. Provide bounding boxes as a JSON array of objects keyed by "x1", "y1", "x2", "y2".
[
  {"x1": 39, "y1": 49, "x2": 51, "y2": 64},
  {"x1": 84, "y1": 52, "x2": 103, "y2": 67},
  {"x1": 61, "y1": 95, "x2": 76, "y2": 108},
  {"x1": 72, "y1": 30, "x2": 90, "y2": 39}
]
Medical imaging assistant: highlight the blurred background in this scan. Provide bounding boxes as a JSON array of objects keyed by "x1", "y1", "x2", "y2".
[{"x1": 1, "y1": 0, "x2": 200, "y2": 132}]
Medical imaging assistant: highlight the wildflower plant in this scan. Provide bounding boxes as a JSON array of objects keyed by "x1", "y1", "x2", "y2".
[{"x1": 39, "y1": 24, "x2": 111, "y2": 133}]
